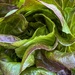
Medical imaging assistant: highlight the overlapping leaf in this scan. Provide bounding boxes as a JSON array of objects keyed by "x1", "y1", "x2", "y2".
[
  {"x1": 0, "y1": 0, "x2": 75, "y2": 75},
  {"x1": 20, "y1": 67, "x2": 56, "y2": 75}
]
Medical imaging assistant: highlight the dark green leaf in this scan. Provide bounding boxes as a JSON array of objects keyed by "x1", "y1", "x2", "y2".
[
  {"x1": 0, "y1": 3, "x2": 17, "y2": 17},
  {"x1": 0, "y1": 14, "x2": 28, "y2": 35},
  {"x1": 15, "y1": 13, "x2": 56, "y2": 58},
  {"x1": 39, "y1": 0, "x2": 71, "y2": 34}
]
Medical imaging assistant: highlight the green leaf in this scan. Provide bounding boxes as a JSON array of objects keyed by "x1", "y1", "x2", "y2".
[
  {"x1": 39, "y1": 0, "x2": 71, "y2": 34},
  {"x1": 0, "y1": 0, "x2": 25, "y2": 8},
  {"x1": 36, "y1": 51, "x2": 62, "y2": 72},
  {"x1": 37, "y1": 0, "x2": 61, "y2": 9},
  {"x1": 23, "y1": 0, "x2": 44, "y2": 11},
  {"x1": 20, "y1": 67, "x2": 56, "y2": 75},
  {"x1": 1, "y1": 0, "x2": 75, "y2": 75},
  {"x1": 31, "y1": 26, "x2": 48, "y2": 39},
  {"x1": 0, "y1": 60, "x2": 21, "y2": 75},
  {"x1": 64, "y1": 7, "x2": 73, "y2": 23},
  {"x1": 17, "y1": 0, "x2": 25, "y2": 8},
  {"x1": 5, "y1": 9, "x2": 18, "y2": 17},
  {"x1": 0, "y1": 69, "x2": 3, "y2": 75},
  {"x1": 66, "y1": 0, "x2": 75, "y2": 7},
  {"x1": 15, "y1": 14, "x2": 56, "y2": 58},
  {"x1": 20, "y1": 49, "x2": 35, "y2": 73},
  {"x1": 54, "y1": 0, "x2": 62, "y2": 7},
  {"x1": 20, "y1": 44, "x2": 49, "y2": 72},
  {"x1": 0, "y1": 53, "x2": 13, "y2": 62},
  {"x1": 0, "y1": 14, "x2": 28, "y2": 35},
  {"x1": 70, "y1": 13, "x2": 75, "y2": 37},
  {"x1": 12, "y1": 39, "x2": 28, "y2": 47},
  {"x1": 0, "y1": 17, "x2": 4, "y2": 22},
  {"x1": 55, "y1": 29, "x2": 75, "y2": 46},
  {"x1": 55, "y1": 0, "x2": 75, "y2": 9},
  {"x1": 0, "y1": 3, "x2": 17, "y2": 17},
  {"x1": 25, "y1": 9, "x2": 57, "y2": 20},
  {"x1": 20, "y1": 39, "x2": 58, "y2": 73},
  {"x1": 45, "y1": 50, "x2": 75, "y2": 69},
  {"x1": 71, "y1": 68, "x2": 75, "y2": 75}
]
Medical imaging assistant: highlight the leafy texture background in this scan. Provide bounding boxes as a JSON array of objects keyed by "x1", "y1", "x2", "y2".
[{"x1": 0, "y1": 0, "x2": 75, "y2": 75}]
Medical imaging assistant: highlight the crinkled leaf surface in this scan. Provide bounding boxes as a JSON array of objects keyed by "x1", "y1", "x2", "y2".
[
  {"x1": 20, "y1": 67, "x2": 56, "y2": 75},
  {"x1": 45, "y1": 50, "x2": 75, "y2": 70},
  {"x1": 15, "y1": 13, "x2": 56, "y2": 58},
  {"x1": 20, "y1": 42, "x2": 58, "y2": 73},
  {"x1": 0, "y1": 60, "x2": 21, "y2": 75},
  {"x1": 0, "y1": 14, "x2": 28, "y2": 35},
  {"x1": 0, "y1": 0, "x2": 75, "y2": 75},
  {"x1": 35, "y1": 51, "x2": 71, "y2": 75},
  {"x1": 38, "y1": 0, "x2": 71, "y2": 34},
  {"x1": 0, "y1": 51, "x2": 21, "y2": 75},
  {"x1": 55, "y1": 29, "x2": 75, "y2": 46}
]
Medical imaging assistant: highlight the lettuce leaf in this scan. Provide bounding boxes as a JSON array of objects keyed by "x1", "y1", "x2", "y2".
[{"x1": 0, "y1": 0, "x2": 75, "y2": 75}]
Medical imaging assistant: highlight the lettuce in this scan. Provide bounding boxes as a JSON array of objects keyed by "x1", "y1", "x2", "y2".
[{"x1": 0, "y1": 0, "x2": 75, "y2": 75}]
